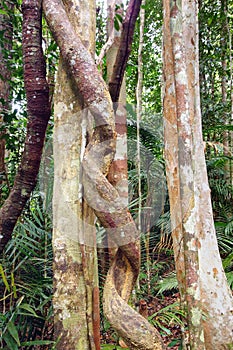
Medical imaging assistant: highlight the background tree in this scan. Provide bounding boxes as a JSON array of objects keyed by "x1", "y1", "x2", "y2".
[
  {"x1": 163, "y1": 0, "x2": 233, "y2": 348},
  {"x1": 0, "y1": 0, "x2": 13, "y2": 204},
  {"x1": 0, "y1": 0, "x2": 50, "y2": 251}
]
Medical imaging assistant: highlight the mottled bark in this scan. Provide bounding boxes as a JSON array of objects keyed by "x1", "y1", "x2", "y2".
[
  {"x1": 44, "y1": 0, "x2": 165, "y2": 348},
  {"x1": 45, "y1": 0, "x2": 100, "y2": 348},
  {"x1": 163, "y1": 1, "x2": 233, "y2": 349},
  {"x1": 0, "y1": 0, "x2": 50, "y2": 252}
]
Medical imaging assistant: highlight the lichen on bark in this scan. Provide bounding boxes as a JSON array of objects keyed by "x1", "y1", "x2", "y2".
[
  {"x1": 163, "y1": 1, "x2": 233, "y2": 348},
  {"x1": 44, "y1": 0, "x2": 165, "y2": 348}
]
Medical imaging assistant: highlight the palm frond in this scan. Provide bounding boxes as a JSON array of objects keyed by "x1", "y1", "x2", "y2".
[{"x1": 156, "y1": 272, "x2": 178, "y2": 295}]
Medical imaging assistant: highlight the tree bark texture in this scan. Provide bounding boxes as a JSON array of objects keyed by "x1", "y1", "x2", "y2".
[
  {"x1": 0, "y1": 0, "x2": 13, "y2": 204},
  {"x1": 0, "y1": 0, "x2": 14, "y2": 313},
  {"x1": 0, "y1": 0, "x2": 50, "y2": 252},
  {"x1": 106, "y1": 0, "x2": 128, "y2": 258},
  {"x1": 44, "y1": 0, "x2": 165, "y2": 348},
  {"x1": 44, "y1": 0, "x2": 100, "y2": 349},
  {"x1": 163, "y1": 1, "x2": 233, "y2": 349}
]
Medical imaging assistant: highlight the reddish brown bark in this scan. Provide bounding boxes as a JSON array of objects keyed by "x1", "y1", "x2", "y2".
[
  {"x1": 44, "y1": 1, "x2": 164, "y2": 348},
  {"x1": 105, "y1": 0, "x2": 129, "y2": 265},
  {"x1": 0, "y1": 1, "x2": 13, "y2": 202},
  {"x1": 109, "y1": 0, "x2": 142, "y2": 103},
  {"x1": 0, "y1": 0, "x2": 50, "y2": 252}
]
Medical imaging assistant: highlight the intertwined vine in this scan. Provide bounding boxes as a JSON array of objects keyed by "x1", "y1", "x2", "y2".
[{"x1": 43, "y1": 0, "x2": 164, "y2": 348}]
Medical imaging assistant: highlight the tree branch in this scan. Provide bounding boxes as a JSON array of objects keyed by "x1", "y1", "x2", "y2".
[
  {"x1": 96, "y1": 1, "x2": 115, "y2": 66},
  {"x1": 0, "y1": 0, "x2": 50, "y2": 252},
  {"x1": 109, "y1": 0, "x2": 142, "y2": 102}
]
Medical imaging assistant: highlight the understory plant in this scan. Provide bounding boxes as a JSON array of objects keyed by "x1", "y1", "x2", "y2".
[{"x1": 0, "y1": 198, "x2": 54, "y2": 349}]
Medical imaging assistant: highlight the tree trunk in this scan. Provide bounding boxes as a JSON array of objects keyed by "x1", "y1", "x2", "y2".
[
  {"x1": 45, "y1": 0, "x2": 100, "y2": 349},
  {"x1": 0, "y1": 0, "x2": 14, "y2": 313},
  {"x1": 163, "y1": 1, "x2": 233, "y2": 349},
  {"x1": 136, "y1": 0, "x2": 145, "y2": 236},
  {"x1": 44, "y1": 0, "x2": 165, "y2": 348},
  {"x1": 0, "y1": 0, "x2": 13, "y2": 204},
  {"x1": 106, "y1": 0, "x2": 128, "y2": 261},
  {"x1": 107, "y1": 0, "x2": 128, "y2": 209},
  {"x1": 0, "y1": 0, "x2": 50, "y2": 252}
]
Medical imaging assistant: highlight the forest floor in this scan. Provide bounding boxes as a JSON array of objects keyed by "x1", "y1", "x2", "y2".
[{"x1": 100, "y1": 292, "x2": 184, "y2": 349}]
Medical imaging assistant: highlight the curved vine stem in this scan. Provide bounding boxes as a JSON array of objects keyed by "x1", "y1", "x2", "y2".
[{"x1": 43, "y1": 1, "x2": 164, "y2": 348}]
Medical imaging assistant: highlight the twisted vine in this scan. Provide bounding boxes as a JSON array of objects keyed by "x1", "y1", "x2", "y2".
[{"x1": 43, "y1": 0, "x2": 164, "y2": 348}]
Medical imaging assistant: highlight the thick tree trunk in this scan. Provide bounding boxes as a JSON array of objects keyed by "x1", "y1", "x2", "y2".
[
  {"x1": 44, "y1": 0, "x2": 165, "y2": 348},
  {"x1": 0, "y1": 0, "x2": 50, "y2": 252},
  {"x1": 163, "y1": 1, "x2": 233, "y2": 349},
  {"x1": 44, "y1": 0, "x2": 100, "y2": 349}
]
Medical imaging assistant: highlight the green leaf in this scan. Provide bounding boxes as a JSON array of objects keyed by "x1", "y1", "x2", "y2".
[
  {"x1": 114, "y1": 18, "x2": 120, "y2": 31},
  {"x1": 168, "y1": 339, "x2": 181, "y2": 347},
  {"x1": 18, "y1": 303, "x2": 38, "y2": 317},
  {"x1": 159, "y1": 324, "x2": 172, "y2": 334},
  {"x1": 6, "y1": 321, "x2": 20, "y2": 346},
  {"x1": 0, "y1": 264, "x2": 10, "y2": 292},
  {"x1": 3, "y1": 332, "x2": 19, "y2": 350},
  {"x1": 223, "y1": 251, "x2": 233, "y2": 269},
  {"x1": 115, "y1": 13, "x2": 123, "y2": 23},
  {"x1": 0, "y1": 9, "x2": 8, "y2": 15}
]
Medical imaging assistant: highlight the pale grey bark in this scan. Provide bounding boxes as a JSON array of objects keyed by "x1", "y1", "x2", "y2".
[
  {"x1": 163, "y1": 1, "x2": 233, "y2": 349},
  {"x1": 47, "y1": 1, "x2": 100, "y2": 348}
]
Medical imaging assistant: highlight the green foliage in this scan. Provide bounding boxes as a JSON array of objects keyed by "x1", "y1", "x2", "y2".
[
  {"x1": 148, "y1": 302, "x2": 185, "y2": 336},
  {"x1": 126, "y1": 0, "x2": 163, "y2": 113},
  {"x1": 96, "y1": 1, "x2": 107, "y2": 56},
  {"x1": 206, "y1": 152, "x2": 233, "y2": 285},
  {"x1": 0, "y1": 200, "x2": 54, "y2": 349},
  {"x1": 0, "y1": 0, "x2": 232, "y2": 347},
  {"x1": 0, "y1": 297, "x2": 55, "y2": 350},
  {"x1": 156, "y1": 272, "x2": 178, "y2": 295},
  {"x1": 199, "y1": 0, "x2": 233, "y2": 129},
  {"x1": 167, "y1": 338, "x2": 182, "y2": 349}
]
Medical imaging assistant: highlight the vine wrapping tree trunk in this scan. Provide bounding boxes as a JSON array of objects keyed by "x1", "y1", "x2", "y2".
[
  {"x1": 44, "y1": 0, "x2": 100, "y2": 348},
  {"x1": 163, "y1": 1, "x2": 233, "y2": 349},
  {"x1": 44, "y1": 0, "x2": 165, "y2": 348},
  {"x1": 106, "y1": 0, "x2": 128, "y2": 262}
]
